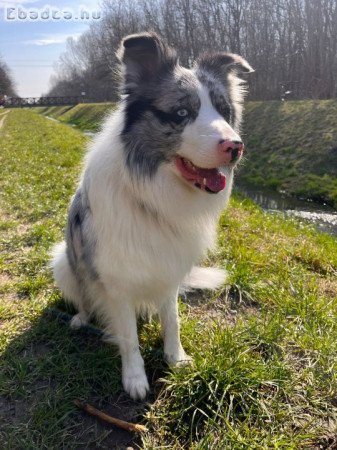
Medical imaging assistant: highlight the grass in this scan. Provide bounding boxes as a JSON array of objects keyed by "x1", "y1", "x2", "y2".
[
  {"x1": 239, "y1": 100, "x2": 337, "y2": 207},
  {"x1": 36, "y1": 103, "x2": 115, "y2": 132},
  {"x1": 1, "y1": 108, "x2": 337, "y2": 449}
]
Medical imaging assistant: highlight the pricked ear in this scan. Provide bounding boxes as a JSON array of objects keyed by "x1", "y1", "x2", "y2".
[
  {"x1": 196, "y1": 52, "x2": 254, "y2": 77},
  {"x1": 117, "y1": 32, "x2": 177, "y2": 89}
]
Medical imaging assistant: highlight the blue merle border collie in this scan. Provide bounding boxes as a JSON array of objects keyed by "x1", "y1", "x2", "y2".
[{"x1": 51, "y1": 32, "x2": 253, "y2": 400}]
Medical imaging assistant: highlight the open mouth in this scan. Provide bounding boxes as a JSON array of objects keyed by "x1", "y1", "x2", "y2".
[{"x1": 175, "y1": 156, "x2": 226, "y2": 194}]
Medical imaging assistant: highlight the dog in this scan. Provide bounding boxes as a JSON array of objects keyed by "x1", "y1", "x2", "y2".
[{"x1": 51, "y1": 32, "x2": 253, "y2": 400}]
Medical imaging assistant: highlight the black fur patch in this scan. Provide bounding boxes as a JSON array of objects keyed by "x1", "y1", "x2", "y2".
[
  {"x1": 209, "y1": 89, "x2": 232, "y2": 123},
  {"x1": 124, "y1": 139, "x2": 169, "y2": 178},
  {"x1": 148, "y1": 105, "x2": 190, "y2": 126},
  {"x1": 121, "y1": 79, "x2": 201, "y2": 178},
  {"x1": 123, "y1": 98, "x2": 152, "y2": 135},
  {"x1": 198, "y1": 73, "x2": 237, "y2": 128},
  {"x1": 66, "y1": 189, "x2": 98, "y2": 280},
  {"x1": 123, "y1": 98, "x2": 194, "y2": 135}
]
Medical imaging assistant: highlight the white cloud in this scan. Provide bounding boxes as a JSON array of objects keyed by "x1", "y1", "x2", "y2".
[
  {"x1": 24, "y1": 32, "x2": 81, "y2": 46},
  {"x1": 0, "y1": 0, "x2": 38, "y2": 5}
]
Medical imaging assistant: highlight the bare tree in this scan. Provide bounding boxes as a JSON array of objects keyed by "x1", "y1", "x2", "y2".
[
  {"x1": 0, "y1": 58, "x2": 17, "y2": 97},
  {"x1": 47, "y1": 0, "x2": 337, "y2": 101}
]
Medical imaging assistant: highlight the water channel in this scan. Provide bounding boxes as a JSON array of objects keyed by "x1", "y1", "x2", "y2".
[{"x1": 236, "y1": 185, "x2": 337, "y2": 237}]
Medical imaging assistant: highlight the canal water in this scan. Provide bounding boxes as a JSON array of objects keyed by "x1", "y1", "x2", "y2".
[{"x1": 236, "y1": 185, "x2": 337, "y2": 237}]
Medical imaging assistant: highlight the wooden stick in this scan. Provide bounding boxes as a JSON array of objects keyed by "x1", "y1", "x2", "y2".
[{"x1": 74, "y1": 400, "x2": 148, "y2": 433}]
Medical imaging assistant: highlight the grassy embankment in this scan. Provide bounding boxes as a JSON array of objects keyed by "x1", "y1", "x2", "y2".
[
  {"x1": 1, "y1": 108, "x2": 337, "y2": 448},
  {"x1": 240, "y1": 100, "x2": 337, "y2": 208},
  {"x1": 36, "y1": 102, "x2": 115, "y2": 132},
  {"x1": 37, "y1": 100, "x2": 337, "y2": 207}
]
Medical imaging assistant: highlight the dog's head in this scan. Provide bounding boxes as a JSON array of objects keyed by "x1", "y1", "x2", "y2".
[{"x1": 118, "y1": 32, "x2": 253, "y2": 194}]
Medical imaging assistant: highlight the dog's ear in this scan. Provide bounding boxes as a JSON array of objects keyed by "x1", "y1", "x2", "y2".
[
  {"x1": 196, "y1": 52, "x2": 254, "y2": 78},
  {"x1": 118, "y1": 32, "x2": 177, "y2": 89}
]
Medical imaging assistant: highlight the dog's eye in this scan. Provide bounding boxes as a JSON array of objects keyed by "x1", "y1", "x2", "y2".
[{"x1": 176, "y1": 108, "x2": 189, "y2": 117}]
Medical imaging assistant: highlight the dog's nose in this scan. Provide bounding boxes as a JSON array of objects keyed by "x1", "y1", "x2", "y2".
[{"x1": 218, "y1": 139, "x2": 244, "y2": 163}]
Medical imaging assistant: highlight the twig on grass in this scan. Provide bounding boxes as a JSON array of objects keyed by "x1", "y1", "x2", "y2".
[{"x1": 74, "y1": 400, "x2": 148, "y2": 433}]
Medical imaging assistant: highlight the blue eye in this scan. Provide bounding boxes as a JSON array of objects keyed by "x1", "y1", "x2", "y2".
[{"x1": 176, "y1": 108, "x2": 189, "y2": 117}]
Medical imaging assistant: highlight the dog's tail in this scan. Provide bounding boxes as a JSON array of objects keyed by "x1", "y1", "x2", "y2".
[
  {"x1": 180, "y1": 266, "x2": 227, "y2": 293},
  {"x1": 50, "y1": 241, "x2": 80, "y2": 304}
]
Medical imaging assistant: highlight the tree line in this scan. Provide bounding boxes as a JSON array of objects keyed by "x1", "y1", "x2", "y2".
[
  {"x1": 0, "y1": 58, "x2": 17, "y2": 98},
  {"x1": 48, "y1": 0, "x2": 337, "y2": 102}
]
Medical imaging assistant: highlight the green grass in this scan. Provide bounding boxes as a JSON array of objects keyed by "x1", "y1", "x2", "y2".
[
  {"x1": 240, "y1": 100, "x2": 337, "y2": 207},
  {"x1": 1, "y1": 109, "x2": 337, "y2": 449},
  {"x1": 36, "y1": 103, "x2": 115, "y2": 132}
]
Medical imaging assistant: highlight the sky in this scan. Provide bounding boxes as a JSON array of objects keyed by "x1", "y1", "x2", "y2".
[{"x1": 0, "y1": 0, "x2": 103, "y2": 97}]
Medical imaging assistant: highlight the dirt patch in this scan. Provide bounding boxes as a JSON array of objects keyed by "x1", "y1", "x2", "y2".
[
  {"x1": 72, "y1": 394, "x2": 146, "y2": 449},
  {"x1": 0, "y1": 272, "x2": 12, "y2": 287},
  {"x1": 0, "y1": 110, "x2": 9, "y2": 130},
  {"x1": 183, "y1": 285, "x2": 260, "y2": 326},
  {"x1": 308, "y1": 434, "x2": 337, "y2": 450},
  {"x1": 0, "y1": 396, "x2": 30, "y2": 426},
  {"x1": 1, "y1": 291, "x2": 21, "y2": 303},
  {"x1": 18, "y1": 342, "x2": 51, "y2": 359},
  {"x1": 318, "y1": 278, "x2": 337, "y2": 297},
  {"x1": 183, "y1": 290, "x2": 232, "y2": 325},
  {"x1": 17, "y1": 223, "x2": 31, "y2": 236},
  {"x1": 1, "y1": 386, "x2": 147, "y2": 449}
]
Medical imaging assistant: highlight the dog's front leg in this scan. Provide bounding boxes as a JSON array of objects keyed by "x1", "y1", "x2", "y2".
[
  {"x1": 159, "y1": 291, "x2": 192, "y2": 367},
  {"x1": 104, "y1": 295, "x2": 149, "y2": 400}
]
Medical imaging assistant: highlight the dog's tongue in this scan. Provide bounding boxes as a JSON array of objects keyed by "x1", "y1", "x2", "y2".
[
  {"x1": 176, "y1": 157, "x2": 226, "y2": 193},
  {"x1": 197, "y1": 167, "x2": 226, "y2": 192}
]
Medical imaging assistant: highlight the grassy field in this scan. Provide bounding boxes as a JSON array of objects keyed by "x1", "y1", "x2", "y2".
[
  {"x1": 37, "y1": 100, "x2": 337, "y2": 207},
  {"x1": 1, "y1": 108, "x2": 337, "y2": 449}
]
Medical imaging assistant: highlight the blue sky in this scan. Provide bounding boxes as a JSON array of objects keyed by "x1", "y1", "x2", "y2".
[{"x1": 0, "y1": 0, "x2": 102, "y2": 96}]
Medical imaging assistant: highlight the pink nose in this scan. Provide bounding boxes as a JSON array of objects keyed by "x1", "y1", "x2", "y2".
[{"x1": 218, "y1": 139, "x2": 244, "y2": 164}]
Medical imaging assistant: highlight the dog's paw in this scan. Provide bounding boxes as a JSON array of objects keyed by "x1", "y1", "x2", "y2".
[
  {"x1": 166, "y1": 351, "x2": 193, "y2": 368},
  {"x1": 70, "y1": 313, "x2": 88, "y2": 329},
  {"x1": 123, "y1": 369, "x2": 150, "y2": 400}
]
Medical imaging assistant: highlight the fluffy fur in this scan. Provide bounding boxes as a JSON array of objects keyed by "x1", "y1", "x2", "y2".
[{"x1": 51, "y1": 32, "x2": 253, "y2": 399}]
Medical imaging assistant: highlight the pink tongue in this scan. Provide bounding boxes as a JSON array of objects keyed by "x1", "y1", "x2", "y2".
[{"x1": 196, "y1": 167, "x2": 226, "y2": 193}]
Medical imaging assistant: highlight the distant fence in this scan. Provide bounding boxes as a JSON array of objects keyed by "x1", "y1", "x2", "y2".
[{"x1": 2, "y1": 96, "x2": 82, "y2": 108}]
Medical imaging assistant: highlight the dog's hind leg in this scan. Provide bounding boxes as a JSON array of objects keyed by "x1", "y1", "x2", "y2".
[
  {"x1": 159, "y1": 290, "x2": 192, "y2": 367},
  {"x1": 50, "y1": 241, "x2": 89, "y2": 328}
]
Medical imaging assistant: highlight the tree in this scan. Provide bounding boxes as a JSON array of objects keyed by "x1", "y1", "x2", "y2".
[
  {"x1": 0, "y1": 58, "x2": 17, "y2": 97},
  {"x1": 47, "y1": 0, "x2": 337, "y2": 101}
]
